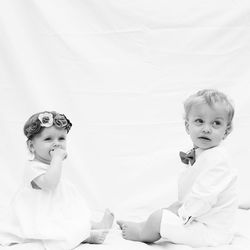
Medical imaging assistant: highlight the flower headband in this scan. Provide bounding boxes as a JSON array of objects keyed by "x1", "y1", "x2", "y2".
[{"x1": 24, "y1": 111, "x2": 72, "y2": 139}]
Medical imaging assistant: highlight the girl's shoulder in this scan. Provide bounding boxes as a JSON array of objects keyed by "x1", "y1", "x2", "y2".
[
  {"x1": 26, "y1": 160, "x2": 48, "y2": 169},
  {"x1": 24, "y1": 160, "x2": 49, "y2": 185}
]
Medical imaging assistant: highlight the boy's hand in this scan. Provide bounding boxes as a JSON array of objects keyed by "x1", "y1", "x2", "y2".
[
  {"x1": 167, "y1": 201, "x2": 182, "y2": 215},
  {"x1": 50, "y1": 147, "x2": 67, "y2": 160}
]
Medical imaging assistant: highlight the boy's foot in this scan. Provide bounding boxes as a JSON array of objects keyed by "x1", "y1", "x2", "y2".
[
  {"x1": 83, "y1": 229, "x2": 109, "y2": 244},
  {"x1": 117, "y1": 220, "x2": 142, "y2": 241}
]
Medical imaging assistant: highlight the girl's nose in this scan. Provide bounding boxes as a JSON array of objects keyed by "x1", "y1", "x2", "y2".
[{"x1": 52, "y1": 140, "x2": 61, "y2": 147}]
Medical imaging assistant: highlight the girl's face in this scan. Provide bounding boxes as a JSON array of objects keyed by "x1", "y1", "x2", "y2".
[
  {"x1": 28, "y1": 126, "x2": 67, "y2": 164},
  {"x1": 185, "y1": 103, "x2": 230, "y2": 150}
]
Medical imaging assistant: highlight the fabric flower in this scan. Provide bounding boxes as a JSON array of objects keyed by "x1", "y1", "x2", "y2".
[
  {"x1": 54, "y1": 113, "x2": 72, "y2": 132},
  {"x1": 38, "y1": 112, "x2": 53, "y2": 127},
  {"x1": 24, "y1": 111, "x2": 72, "y2": 139},
  {"x1": 25, "y1": 120, "x2": 41, "y2": 138}
]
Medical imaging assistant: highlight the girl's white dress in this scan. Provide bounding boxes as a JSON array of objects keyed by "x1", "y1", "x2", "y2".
[{"x1": 0, "y1": 160, "x2": 91, "y2": 250}]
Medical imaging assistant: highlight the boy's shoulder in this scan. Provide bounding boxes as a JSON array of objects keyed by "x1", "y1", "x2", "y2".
[{"x1": 197, "y1": 145, "x2": 229, "y2": 165}]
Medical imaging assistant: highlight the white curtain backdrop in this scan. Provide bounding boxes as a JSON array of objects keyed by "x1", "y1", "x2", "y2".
[{"x1": 0, "y1": 1, "x2": 250, "y2": 224}]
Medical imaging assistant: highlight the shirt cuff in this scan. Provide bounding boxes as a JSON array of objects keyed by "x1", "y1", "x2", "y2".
[{"x1": 178, "y1": 206, "x2": 193, "y2": 225}]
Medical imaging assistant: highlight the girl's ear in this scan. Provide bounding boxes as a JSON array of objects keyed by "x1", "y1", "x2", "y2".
[
  {"x1": 185, "y1": 120, "x2": 190, "y2": 134},
  {"x1": 27, "y1": 140, "x2": 35, "y2": 153}
]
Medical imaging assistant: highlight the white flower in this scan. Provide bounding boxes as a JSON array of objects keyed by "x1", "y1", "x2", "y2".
[{"x1": 38, "y1": 112, "x2": 53, "y2": 127}]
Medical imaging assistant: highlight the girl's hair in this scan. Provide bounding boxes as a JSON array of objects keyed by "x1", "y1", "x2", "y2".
[
  {"x1": 24, "y1": 111, "x2": 72, "y2": 140},
  {"x1": 183, "y1": 89, "x2": 235, "y2": 125}
]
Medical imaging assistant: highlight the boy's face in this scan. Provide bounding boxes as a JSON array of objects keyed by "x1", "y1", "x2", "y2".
[
  {"x1": 185, "y1": 103, "x2": 230, "y2": 150},
  {"x1": 28, "y1": 126, "x2": 67, "y2": 164}
]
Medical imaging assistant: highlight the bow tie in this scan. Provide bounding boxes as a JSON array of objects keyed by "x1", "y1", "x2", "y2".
[{"x1": 179, "y1": 148, "x2": 196, "y2": 166}]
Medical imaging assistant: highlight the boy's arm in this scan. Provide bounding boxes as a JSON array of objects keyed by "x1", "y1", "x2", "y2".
[
  {"x1": 166, "y1": 201, "x2": 182, "y2": 215},
  {"x1": 178, "y1": 163, "x2": 237, "y2": 222}
]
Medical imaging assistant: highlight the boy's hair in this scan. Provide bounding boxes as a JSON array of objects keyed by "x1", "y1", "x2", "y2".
[
  {"x1": 24, "y1": 111, "x2": 72, "y2": 140},
  {"x1": 183, "y1": 89, "x2": 235, "y2": 126}
]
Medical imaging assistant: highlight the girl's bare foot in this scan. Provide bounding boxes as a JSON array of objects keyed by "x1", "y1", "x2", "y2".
[
  {"x1": 83, "y1": 229, "x2": 109, "y2": 244},
  {"x1": 83, "y1": 209, "x2": 114, "y2": 244},
  {"x1": 239, "y1": 203, "x2": 250, "y2": 210},
  {"x1": 92, "y1": 209, "x2": 114, "y2": 230}
]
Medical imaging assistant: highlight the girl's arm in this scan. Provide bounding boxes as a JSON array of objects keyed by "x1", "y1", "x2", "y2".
[{"x1": 32, "y1": 148, "x2": 67, "y2": 190}]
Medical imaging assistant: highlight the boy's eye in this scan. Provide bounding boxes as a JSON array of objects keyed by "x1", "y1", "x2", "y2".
[
  {"x1": 213, "y1": 121, "x2": 221, "y2": 126},
  {"x1": 59, "y1": 137, "x2": 65, "y2": 141},
  {"x1": 44, "y1": 137, "x2": 51, "y2": 141}
]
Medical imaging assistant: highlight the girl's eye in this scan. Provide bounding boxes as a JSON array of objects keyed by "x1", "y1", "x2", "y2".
[
  {"x1": 194, "y1": 119, "x2": 203, "y2": 124},
  {"x1": 59, "y1": 137, "x2": 65, "y2": 141},
  {"x1": 44, "y1": 137, "x2": 51, "y2": 141}
]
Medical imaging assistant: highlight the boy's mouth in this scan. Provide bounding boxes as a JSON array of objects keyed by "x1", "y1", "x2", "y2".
[{"x1": 198, "y1": 136, "x2": 211, "y2": 141}]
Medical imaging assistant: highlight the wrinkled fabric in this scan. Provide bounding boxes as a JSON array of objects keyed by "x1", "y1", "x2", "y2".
[{"x1": 0, "y1": 161, "x2": 91, "y2": 250}]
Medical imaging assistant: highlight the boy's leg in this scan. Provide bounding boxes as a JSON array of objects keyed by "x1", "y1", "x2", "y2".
[
  {"x1": 117, "y1": 209, "x2": 163, "y2": 243},
  {"x1": 140, "y1": 209, "x2": 163, "y2": 242}
]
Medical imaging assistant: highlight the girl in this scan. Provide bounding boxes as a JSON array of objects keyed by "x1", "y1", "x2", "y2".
[{"x1": 0, "y1": 111, "x2": 114, "y2": 250}]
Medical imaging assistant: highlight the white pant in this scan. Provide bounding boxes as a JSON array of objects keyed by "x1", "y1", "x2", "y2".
[{"x1": 160, "y1": 209, "x2": 233, "y2": 247}]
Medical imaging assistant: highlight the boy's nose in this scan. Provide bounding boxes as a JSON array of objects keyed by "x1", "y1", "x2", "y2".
[{"x1": 202, "y1": 124, "x2": 211, "y2": 133}]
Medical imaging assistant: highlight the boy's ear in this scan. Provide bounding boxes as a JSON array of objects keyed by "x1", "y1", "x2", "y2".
[
  {"x1": 185, "y1": 120, "x2": 190, "y2": 134},
  {"x1": 27, "y1": 140, "x2": 34, "y2": 153},
  {"x1": 223, "y1": 124, "x2": 233, "y2": 139}
]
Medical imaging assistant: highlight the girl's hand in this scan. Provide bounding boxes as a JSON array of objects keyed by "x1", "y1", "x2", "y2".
[{"x1": 50, "y1": 147, "x2": 67, "y2": 160}]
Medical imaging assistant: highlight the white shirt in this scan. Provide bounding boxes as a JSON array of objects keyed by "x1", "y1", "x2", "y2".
[{"x1": 178, "y1": 145, "x2": 238, "y2": 230}]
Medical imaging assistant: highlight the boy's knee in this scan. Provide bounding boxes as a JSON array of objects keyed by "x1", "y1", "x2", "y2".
[
  {"x1": 152, "y1": 209, "x2": 163, "y2": 220},
  {"x1": 148, "y1": 209, "x2": 163, "y2": 231}
]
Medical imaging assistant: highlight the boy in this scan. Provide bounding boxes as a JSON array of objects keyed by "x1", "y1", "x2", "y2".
[{"x1": 117, "y1": 89, "x2": 238, "y2": 247}]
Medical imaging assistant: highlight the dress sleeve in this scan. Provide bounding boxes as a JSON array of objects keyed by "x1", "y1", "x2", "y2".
[
  {"x1": 24, "y1": 161, "x2": 48, "y2": 188},
  {"x1": 178, "y1": 158, "x2": 236, "y2": 224}
]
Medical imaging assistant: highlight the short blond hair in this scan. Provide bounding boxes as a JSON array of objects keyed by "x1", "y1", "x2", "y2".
[{"x1": 184, "y1": 89, "x2": 234, "y2": 127}]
